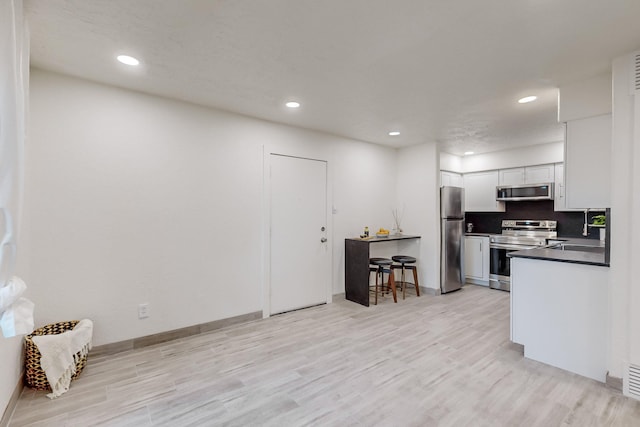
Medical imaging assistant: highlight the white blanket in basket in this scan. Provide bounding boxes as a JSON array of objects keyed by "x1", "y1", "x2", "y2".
[{"x1": 32, "y1": 319, "x2": 93, "y2": 399}]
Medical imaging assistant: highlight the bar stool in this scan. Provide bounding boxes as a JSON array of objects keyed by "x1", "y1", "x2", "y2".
[
  {"x1": 369, "y1": 257, "x2": 398, "y2": 305},
  {"x1": 391, "y1": 255, "x2": 420, "y2": 299}
]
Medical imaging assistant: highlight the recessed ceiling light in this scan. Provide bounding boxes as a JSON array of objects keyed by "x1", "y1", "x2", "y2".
[
  {"x1": 117, "y1": 55, "x2": 140, "y2": 66},
  {"x1": 464, "y1": 151, "x2": 475, "y2": 155},
  {"x1": 388, "y1": 131, "x2": 400, "y2": 136},
  {"x1": 285, "y1": 101, "x2": 301, "y2": 108},
  {"x1": 518, "y1": 96, "x2": 537, "y2": 104}
]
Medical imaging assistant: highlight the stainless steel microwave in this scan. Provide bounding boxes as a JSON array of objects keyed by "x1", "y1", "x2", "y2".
[{"x1": 496, "y1": 183, "x2": 554, "y2": 201}]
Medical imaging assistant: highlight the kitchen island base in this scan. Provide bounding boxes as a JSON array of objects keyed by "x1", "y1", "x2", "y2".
[{"x1": 511, "y1": 256, "x2": 609, "y2": 382}]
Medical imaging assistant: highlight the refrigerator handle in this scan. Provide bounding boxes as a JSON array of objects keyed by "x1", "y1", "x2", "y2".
[{"x1": 461, "y1": 233, "x2": 465, "y2": 284}]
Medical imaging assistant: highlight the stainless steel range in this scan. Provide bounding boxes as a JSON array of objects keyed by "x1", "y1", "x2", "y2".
[{"x1": 489, "y1": 220, "x2": 557, "y2": 291}]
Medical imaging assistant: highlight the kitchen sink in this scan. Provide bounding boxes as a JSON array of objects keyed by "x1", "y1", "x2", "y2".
[{"x1": 551, "y1": 244, "x2": 605, "y2": 254}]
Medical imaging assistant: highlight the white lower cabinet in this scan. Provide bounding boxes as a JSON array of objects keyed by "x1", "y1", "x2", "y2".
[{"x1": 464, "y1": 236, "x2": 489, "y2": 285}]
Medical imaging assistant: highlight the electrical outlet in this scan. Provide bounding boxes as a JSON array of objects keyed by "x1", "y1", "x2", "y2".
[{"x1": 138, "y1": 303, "x2": 150, "y2": 319}]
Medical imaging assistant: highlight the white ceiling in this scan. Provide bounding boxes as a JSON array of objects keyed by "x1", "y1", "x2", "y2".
[{"x1": 24, "y1": 0, "x2": 640, "y2": 155}]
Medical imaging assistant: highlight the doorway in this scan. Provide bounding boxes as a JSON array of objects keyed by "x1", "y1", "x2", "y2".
[{"x1": 268, "y1": 154, "x2": 330, "y2": 315}]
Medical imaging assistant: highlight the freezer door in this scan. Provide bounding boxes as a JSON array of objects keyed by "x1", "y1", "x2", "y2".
[
  {"x1": 440, "y1": 186, "x2": 464, "y2": 219},
  {"x1": 441, "y1": 219, "x2": 465, "y2": 293}
]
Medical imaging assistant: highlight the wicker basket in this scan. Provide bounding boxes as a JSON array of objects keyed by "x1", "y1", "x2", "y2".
[{"x1": 24, "y1": 320, "x2": 88, "y2": 390}]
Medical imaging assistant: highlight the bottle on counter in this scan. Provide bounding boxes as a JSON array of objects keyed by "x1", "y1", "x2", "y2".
[{"x1": 364, "y1": 226, "x2": 369, "y2": 237}]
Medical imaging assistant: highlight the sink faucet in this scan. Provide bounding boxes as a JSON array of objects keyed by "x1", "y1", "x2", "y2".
[{"x1": 583, "y1": 209, "x2": 589, "y2": 236}]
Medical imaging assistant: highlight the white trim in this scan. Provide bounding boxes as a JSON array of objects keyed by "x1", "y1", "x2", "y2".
[
  {"x1": 0, "y1": 376, "x2": 22, "y2": 427},
  {"x1": 261, "y1": 145, "x2": 270, "y2": 318}
]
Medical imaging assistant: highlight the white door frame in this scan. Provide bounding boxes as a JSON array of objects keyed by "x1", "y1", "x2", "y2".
[{"x1": 262, "y1": 146, "x2": 333, "y2": 318}]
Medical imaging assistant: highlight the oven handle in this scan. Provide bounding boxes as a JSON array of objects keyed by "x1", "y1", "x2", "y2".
[{"x1": 489, "y1": 243, "x2": 539, "y2": 251}]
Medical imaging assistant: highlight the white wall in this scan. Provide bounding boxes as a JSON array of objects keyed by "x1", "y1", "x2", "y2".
[
  {"x1": 461, "y1": 141, "x2": 564, "y2": 173},
  {"x1": 609, "y1": 52, "x2": 639, "y2": 383},
  {"x1": 396, "y1": 143, "x2": 440, "y2": 290},
  {"x1": 2, "y1": 68, "x2": 441, "y2": 419},
  {"x1": 558, "y1": 73, "x2": 612, "y2": 122},
  {"x1": 330, "y1": 140, "x2": 400, "y2": 293},
  {"x1": 22, "y1": 69, "x2": 400, "y2": 346}
]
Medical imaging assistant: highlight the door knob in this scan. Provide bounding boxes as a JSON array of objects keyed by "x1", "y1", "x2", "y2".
[{"x1": 321, "y1": 237, "x2": 327, "y2": 243}]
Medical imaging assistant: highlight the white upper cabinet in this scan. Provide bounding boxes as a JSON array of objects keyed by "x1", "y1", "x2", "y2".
[
  {"x1": 553, "y1": 162, "x2": 581, "y2": 211},
  {"x1": 499, "y1": 164, "x2": 555, "y2": 186},
  {"x1": 559, "y1": 73, "x2": 611, "y2": 209},
  {"x1": 554, "y1": 163, "x2": 566, "y2": 211},
  {"x1": 565, "y1": 114, "x2": 611, "y2": 209},
  {"x1": 464, "y1": 170, "x2": 505, "y2": 212},
  {"x1": 499, "y1": 168, "x2": 525, "y2": 185},
  {"x1": 440, "y1": 171, "x2": 463, "y2": 188},
  {"x1": 525, "y1": 164, "x2": 555, "y2": 184}
]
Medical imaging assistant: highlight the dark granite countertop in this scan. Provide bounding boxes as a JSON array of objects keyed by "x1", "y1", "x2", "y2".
[
  {"x1": 508, "y1": 238, "x2": 609, "y2": 267},
  {"x1": 464, "y1": 233, "x2": 492, "y2": 237}
]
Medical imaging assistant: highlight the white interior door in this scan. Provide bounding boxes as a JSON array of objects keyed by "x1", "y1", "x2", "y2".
[{"x1": 270, "y1": 154, "x2": 329, "y2": 314}]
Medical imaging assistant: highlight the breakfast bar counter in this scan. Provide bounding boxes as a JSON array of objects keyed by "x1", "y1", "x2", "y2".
[{"x1": 345, "y1": 234, "x2": 421, "y2": 306}]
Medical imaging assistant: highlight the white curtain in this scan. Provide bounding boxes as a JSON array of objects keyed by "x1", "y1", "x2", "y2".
[{"x1": 0, "y1": 0, "x2": 34, "y2": 338}]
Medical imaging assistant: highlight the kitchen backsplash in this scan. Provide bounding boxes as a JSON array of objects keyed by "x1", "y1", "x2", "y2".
[{"x1": 465, "y1": 201, "x2": 604, "y2": 239}]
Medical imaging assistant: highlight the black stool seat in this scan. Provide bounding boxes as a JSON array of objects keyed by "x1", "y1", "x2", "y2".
[
  {"x1": 391, "y1": 255, "x2": 420, "y2": 299},
  {"x1": 369, "y1": 258, "x2": 396, "y2": 304},
  {"x1": 392, "y1": 255, "x2": 416, "y2": 264},
  {"x1": 370, "y1": 257, "x2": 393, "y2": 266}
]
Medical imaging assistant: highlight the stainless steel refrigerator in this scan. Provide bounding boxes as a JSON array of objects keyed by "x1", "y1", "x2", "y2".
[{"x1": 440, "y1": 186, "x2": 465, "y2": 293}]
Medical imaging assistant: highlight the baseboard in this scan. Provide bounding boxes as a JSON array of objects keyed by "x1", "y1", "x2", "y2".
[
  {"x1": 332, "y1": 292, "x2": 345, "y2": 301},
  {"x1": 606, "y1": 372, "x2": 623, "y2": 392},
  {"x1": 92, "y1": 311, "x2": 262, "y2": 357},
  {"x1": 336, "y1": 287, "x2": 439, "y2": 298},
  {"x1": 420, "y1": 286, "x2": 441, "y2": 296},
  {"x1": 0, "y1": 377, "x2": 23, "y2": 427},
  {"x1": 465, "y1": 278, "x2": 489, "y2": 287},
  {"x1": 508, "y1": 342, "x2": 525, "y2": 355}
]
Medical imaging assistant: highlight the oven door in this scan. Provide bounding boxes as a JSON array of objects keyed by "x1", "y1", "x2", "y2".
[{"x1": 489, "y1": 243, "x2": 537, "y2": 291}]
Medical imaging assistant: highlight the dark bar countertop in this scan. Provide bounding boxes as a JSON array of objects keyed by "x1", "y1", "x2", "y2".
[{"x1": 345, "y1": 234, "x2": 421, "y2": 243}]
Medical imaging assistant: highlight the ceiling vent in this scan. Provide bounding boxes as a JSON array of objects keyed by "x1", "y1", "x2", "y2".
[
  {"x1": 624, "y1": 363, "x2": 640, "y2": 400},
  {"x1": 631, "y1": 52, "x2": 640, "y2": 95}
]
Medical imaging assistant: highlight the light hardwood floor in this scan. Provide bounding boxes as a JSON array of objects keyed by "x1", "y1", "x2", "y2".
[{"x1": 8, "y1": 285, "x2": 640, "y2": 426}]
